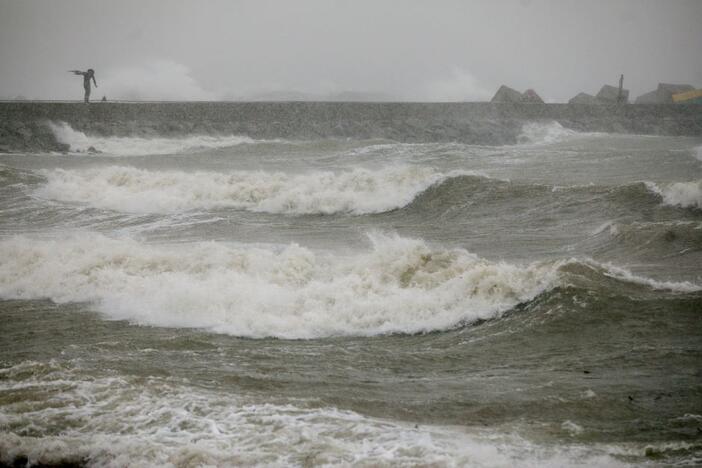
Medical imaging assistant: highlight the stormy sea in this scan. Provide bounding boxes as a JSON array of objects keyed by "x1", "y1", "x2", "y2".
[{"x1": 0, "y1": 110, "x2": 701, "y2": 467}]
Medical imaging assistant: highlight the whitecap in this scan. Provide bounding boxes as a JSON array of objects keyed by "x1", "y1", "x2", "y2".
[
  {"x1": 36, "y1": 165, "x2": 478, "y2": 215},
  {"x1": 47, "y1": 121, "x2": 256, "y2": 156},
  {"x1": 516, "y1": 121, "x2": 602, "y2": 145},
  {"x1": 645, "y1": 180, "x2": 702, "y2": 210},
  {"x1": 0, "y1": 232, "x2": 558, "y2": 339}
]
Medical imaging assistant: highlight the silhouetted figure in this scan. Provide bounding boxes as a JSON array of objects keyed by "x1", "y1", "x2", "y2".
[{"x1": 69, "y1": 69, "x2": 97, "y2": 103}]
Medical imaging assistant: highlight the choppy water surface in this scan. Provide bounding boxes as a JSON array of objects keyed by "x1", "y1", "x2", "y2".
[{"x1": 1, "y1": 121, "x2": 701, "y2": 467}]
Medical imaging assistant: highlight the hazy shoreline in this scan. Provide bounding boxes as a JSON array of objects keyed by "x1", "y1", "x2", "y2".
[{"x1": 1, "y1": 101, "x2": 701, "y2": 153}]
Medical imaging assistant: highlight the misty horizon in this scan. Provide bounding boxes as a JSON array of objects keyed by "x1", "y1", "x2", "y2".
[{"x1": 1, "y1": 0, "x2": 701, "y2": 103}]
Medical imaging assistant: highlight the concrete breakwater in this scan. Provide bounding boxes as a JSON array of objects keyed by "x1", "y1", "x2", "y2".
[{"x1": 1, "y1": 101, "x2": 701, "y2": 152}]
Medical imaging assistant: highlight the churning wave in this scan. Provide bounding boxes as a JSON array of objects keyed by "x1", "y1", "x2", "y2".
[
  {"x1": 645, "y1": 180, "x2": 702, "y2": 210},
  {"x1": 0, "y1": 232, "x2": 697, "y2": 339},
  {"x1": 516, "y1": 121, "x2": 602, "y2": 145},
  {"x1": 0, "y1": 232, "x2": 558, "y2": 339},
  {"x1": 44, "y1": 120, "x2": 598, "y2": 155},
  {"x1": 0, "y1": 361, "x2": 631, "y2": 468},
  {"x1": 48, "y1": 121, "x2": 257, "y2": 156},
  {"x1": 31, "y1": 164, "x2": 699, "y2": 218},
  {"x1": 35, "y1": 165, "x2": 480, "y2": 215}
]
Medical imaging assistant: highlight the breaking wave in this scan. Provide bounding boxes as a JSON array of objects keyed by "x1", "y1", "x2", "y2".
[
  {"x1": 48, "y1": 121, "x2": 256, "y2": 156},
  {"x1": 0, "y1": 232, "x2": 559, "y2": 339},
  {"x1": 36, "y1": 165, "x2": 477, "y2": 215},
  {"x1": 517, "y1": 121, "x2": 599, "y2": 145},
  {"x1": 561, "y1": 258, "x2": 702, "y2": 293},
  {"x1": 645, "y1": 180, "x2": 702, "y2": 210},
  {"x1": 0, "y1": 232, "x2": 697, "y2": 339}
]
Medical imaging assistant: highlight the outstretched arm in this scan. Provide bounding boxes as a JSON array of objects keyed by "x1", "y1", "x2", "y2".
[{"x1": 69, "y1": 70, "x2": 85, "y2": 75}]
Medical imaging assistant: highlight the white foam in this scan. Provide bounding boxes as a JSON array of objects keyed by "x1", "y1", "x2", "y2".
[
  {"x1": 47, "y1": 121, "x2": 256, "y2": 156},
  {"x1": 348, "y1": 142, "x2": 406, "y2": 155},
  {"x1": 570, "y1": 258, "x2": 702, "y2": 293},
  {"x1": 645, "y1": 180, "x2": 702, "y2": 210},
  {"x1": 517, "y1": 121, "x2": 581, "y2": 145},
  {"x1": 604, "y1": 264, "x2": 702, "y2": 292},
  {"x1": 561, "y1": 420, "x2": 584, "y2": 437},
  {"x1": 0, "y1": 232, "x2": 558, "y2": 339},
  {"x1": 0, "y1": 360, "x2": 631, "y2": 468},
  {"x1": 36, "y1": 165, "x2": 472, "y2": 215}
]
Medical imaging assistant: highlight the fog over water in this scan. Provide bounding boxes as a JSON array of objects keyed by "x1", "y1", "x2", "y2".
[{"x1": 1, "y1": 0, "x2": 701, "y2": 101}]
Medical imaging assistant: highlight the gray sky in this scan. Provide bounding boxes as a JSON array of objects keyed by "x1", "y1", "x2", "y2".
[{"x1": 1, "y1": 0, "x2": 700, "y2": 102}]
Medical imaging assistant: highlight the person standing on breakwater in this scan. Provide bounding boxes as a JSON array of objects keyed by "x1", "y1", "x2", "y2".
[{"x1": 69, "y1": 69, "x2": 97, "y2": 103}]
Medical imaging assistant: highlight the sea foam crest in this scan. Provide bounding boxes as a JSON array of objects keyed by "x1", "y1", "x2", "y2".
[
  {"x1": 0, "y1": 232, "x2": 558, "y2": 339},
  {"x1": 48, "y1": 121, "x2": 255, "y2": 156},
  {"x1": 517, "y1": 121, "x2": 580, "y2": 145},
  {"x1": 37, "y1": 165, "x2": 473, "y2": 214},
  {"x1": 645, "y1": 180, "x2": 702, "y2": 210},
  {"x1": 587, "y1": 259, "x2": 701, "y2": 293}
]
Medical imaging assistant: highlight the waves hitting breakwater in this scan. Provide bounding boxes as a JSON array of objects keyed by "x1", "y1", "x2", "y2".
[
  {"x1": 47, "y1": 121, "x2": 258, "y2": 156},
  {"x1": 1, "y1": 101, "x2": 701, "y2": 153},
  {"x1": 44, "y1": 119, "x2": 593, "y2": 155}
]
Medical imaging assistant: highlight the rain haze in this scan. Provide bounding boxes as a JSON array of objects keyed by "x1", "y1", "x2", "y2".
[{"x1": 1, "y1": 0, "x2": 701, "y2": 102}]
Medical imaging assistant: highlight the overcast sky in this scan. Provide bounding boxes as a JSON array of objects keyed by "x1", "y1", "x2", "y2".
[{"x1": 1, "y1": 0, "x2": 700, "y2": 102}]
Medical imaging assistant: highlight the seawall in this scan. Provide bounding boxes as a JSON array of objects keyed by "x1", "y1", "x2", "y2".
[{"x1": 1, "y1": 101, "x2": 701, "y2": 152}]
